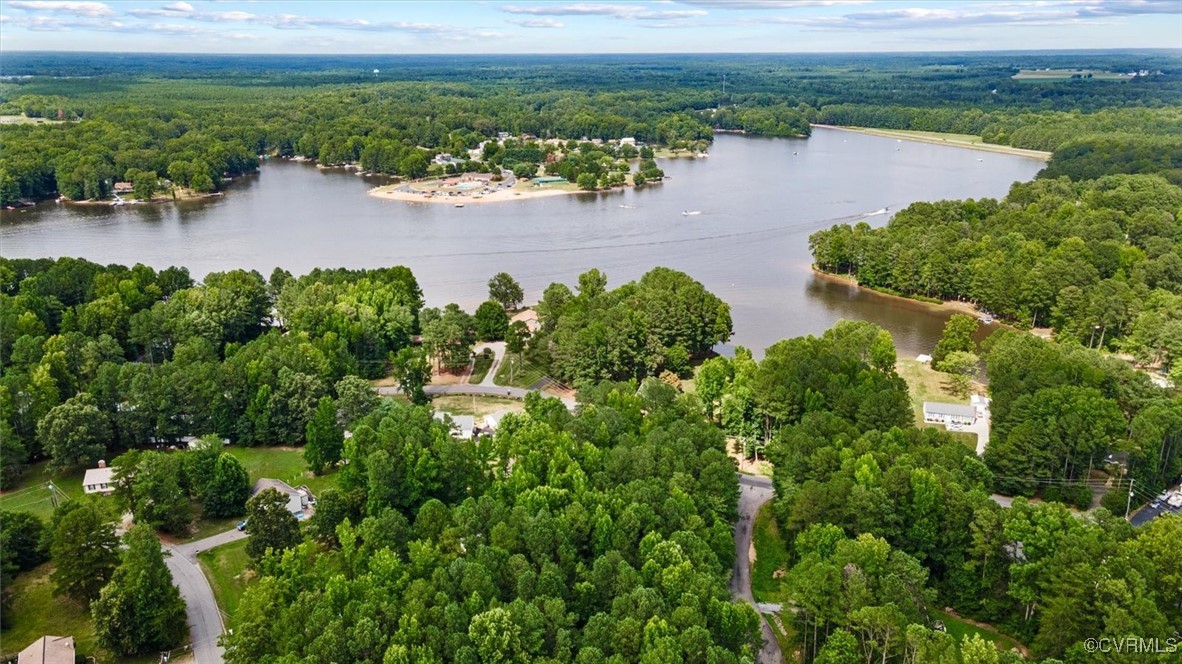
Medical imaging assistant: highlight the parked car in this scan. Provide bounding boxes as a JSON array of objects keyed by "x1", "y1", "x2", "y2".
[{"x1": 237, "y1": 520, "x2": 248, "y2": 531}]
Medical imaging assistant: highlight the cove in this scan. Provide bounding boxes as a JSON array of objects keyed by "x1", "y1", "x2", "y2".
[{"x1": 0, "y1": 128, "x2": 1044, "y2": 357}]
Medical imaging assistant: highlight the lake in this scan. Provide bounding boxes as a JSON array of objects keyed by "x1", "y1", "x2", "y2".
[{"x1": 0, "y1": 128, "x2": 1044, "y2": 357}]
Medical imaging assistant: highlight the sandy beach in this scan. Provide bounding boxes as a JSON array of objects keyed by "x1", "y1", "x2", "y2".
[{"x1": 369, "y1": 182, "x2": 582, "y2": 205}]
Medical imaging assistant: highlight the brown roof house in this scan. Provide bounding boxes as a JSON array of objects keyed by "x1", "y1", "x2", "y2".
[{"x1": 17, "y1": 635, "x2": 75, "y2": 664}]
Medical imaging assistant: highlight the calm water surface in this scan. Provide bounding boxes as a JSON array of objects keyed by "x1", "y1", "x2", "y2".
[{"x1": 1, "y1": 128, "x2": 1043, "y2": 356}]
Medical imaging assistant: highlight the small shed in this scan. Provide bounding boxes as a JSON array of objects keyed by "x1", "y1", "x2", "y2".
[
  {"x1": 18, "y1": 635, "x2": 75, "y2": 664},
  {"x1": 923, "y1": 401, "x2": 976, "y2": 426}
]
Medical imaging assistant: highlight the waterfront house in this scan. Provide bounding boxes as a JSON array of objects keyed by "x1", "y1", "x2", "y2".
[
  {"x1": 17, "y1": 635, "x2": 75, "y2": 664},
  {"x1": 923, "y1": 402, "x2": 976, "y2": 426}
]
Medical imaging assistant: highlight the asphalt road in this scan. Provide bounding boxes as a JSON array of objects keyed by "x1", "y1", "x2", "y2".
[
  {"x1": 165, "y1": 529, "x2": 248, "y2": 664},
  {"x1": 376, "y1": 382, "x2": 576, "y2": 408},
  {"x1": 732, "y1": 473, "x2": 784, "y2": 664}
]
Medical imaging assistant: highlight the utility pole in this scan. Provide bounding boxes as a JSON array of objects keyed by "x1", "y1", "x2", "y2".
[{"x1": 1125, "y1": 478, "x2": 1135, "y2": 519}]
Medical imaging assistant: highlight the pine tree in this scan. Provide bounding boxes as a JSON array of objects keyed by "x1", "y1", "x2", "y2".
[
  {"x1": 304, "y1": 396, "x2": 343, "y2": 474},
  {"x1": 92, "y1": 524, "x2": 187, "y2": 656},
  {"x1": 49, "y1": 500, "x2": 119, "y2": 603},
  {"x1": 203, "y1": 453, "x2": 251, "y2": 517}
]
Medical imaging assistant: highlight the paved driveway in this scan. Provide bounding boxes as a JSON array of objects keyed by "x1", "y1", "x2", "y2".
[
  {"x1": 165, "y1": 528, "x2": 248, "y2": 664},
  {"x1": 732, "y1": 473, "x2": 784, "y2": 664}
]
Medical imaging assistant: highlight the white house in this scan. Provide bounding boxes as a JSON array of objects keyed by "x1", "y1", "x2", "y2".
[
  {"x1": 923, "y1": 401, "x2": 977, "y2": 426},
  {"x1": 435, "y1": 411, "x2": 477, "y2": 440},
  {"x1": 82, "y1": 461, "x2": 116, "y2": 495}
]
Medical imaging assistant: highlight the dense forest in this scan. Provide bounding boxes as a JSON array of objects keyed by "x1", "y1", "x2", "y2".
[
  {"x1": 810, "y1": 174, "x2": 1182, "y2": 383},
  {"x1": 3, "y1": 51, "x2": 1180, "y2": 204}
]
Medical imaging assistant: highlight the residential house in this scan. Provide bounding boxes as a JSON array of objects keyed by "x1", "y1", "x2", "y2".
[
  {"x1": 251, "y1": 478, "x2": 314, "y2": 517},
  {"x1": 18, "y1": 635, "x2": 75, "y2": 664},
  {"x1": 923, "y1": 401, "x2": 976, "y2": 427},
  {"x1": 434, "y1": 411, "x2": 477, "y2": 440},
  {"x1": 82, "y1": 460, "x2": 116, "y2": 495}
]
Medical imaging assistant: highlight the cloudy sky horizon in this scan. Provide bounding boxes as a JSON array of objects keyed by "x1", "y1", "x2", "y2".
[{"x1": 1, "y1": 0, "x2": 1179, "y2": 54}]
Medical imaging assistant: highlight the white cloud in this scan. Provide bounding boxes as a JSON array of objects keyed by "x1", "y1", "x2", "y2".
[
  {"x1": 763, "y1": 0, "x2": 1180, "y2": 30},
  {"x1": 7, "y1": 1, "x2": 113, "y2": 18},
  {"x1": 678, "y1": 0, "x2": 869, "y2": 7},
  {"x1": 500, "y1": 3, "x2": 707, "y2": 20},
  {"x1": 509, "y1": 17, "x2": 566, "y2": 27},
  {"x1": 163, "y1": 1, "x2": 193, "y2": 12}
]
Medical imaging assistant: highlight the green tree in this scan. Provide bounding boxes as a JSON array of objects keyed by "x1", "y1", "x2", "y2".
[
  {"x1": 203, "y1": 453, "x2": 251, "y2": 518},
  {"x1": 305, "y1": 395, "x2": 344, "y2": 474},
  {"x1": 488, "y1": 273, "x2": 524, "y2": 310},
  {"x1": 92, "y1": 524, "x2": 187, "y2": 656},
  {"x1": 931, "y1": 314, "x2": 977, "y2": 367},
  {"x1": 245, "y1": 487, "x2": 300, "y2": 564},
  {"x1": 334, "y1": 375, "x2": 379, "y2": 428},
  {"x1": 0, "y1": 511, "x2": 48, "y2": 574},
  {"x1": 38, "y1": 393, "x2": 111, "y2": 472},
  {"x1": 49, "y1": 500, "x2": 119, "y2": 603},
  {"x1": 391, "y1": 347, "x2": 432, "y2": 406},
  {"x1": 938, "y1": 350, "x2": 979, "y2": 398},
  {"x1": 474, "y1": 300, "x2": 510, "y2": 342}
]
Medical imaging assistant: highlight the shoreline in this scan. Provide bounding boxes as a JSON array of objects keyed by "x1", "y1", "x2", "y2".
[
  {"x1": 369, "y1": 182, "x2": 590, "y2": 205},
  {"x1": 811, "y1": 267, "x2": 989, "y2": 319},
  {"x1": 813, "y1": 124, "x2": 1052, "y2": 161}
]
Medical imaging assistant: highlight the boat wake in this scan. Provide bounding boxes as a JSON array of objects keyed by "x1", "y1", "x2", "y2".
[{"x1": 682, "y1": 210, "x2": 703, "y2": 216}]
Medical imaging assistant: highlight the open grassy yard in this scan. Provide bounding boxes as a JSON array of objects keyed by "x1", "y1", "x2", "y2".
[
  {"x1": 493, "y1": 356, "x2": 549, "y2": 388},
  {"x1": 935, "y1": 610, "x2": 1027, "y2": 655},
  {"x1": 0, "y1": 564, "x2": 155, "y2": 664},
  {"x1": 751, "y1": 503, "x2": 790, "y2": 604},
  {"x1": 896, "y1": 358, "x2": 965, "y2": 426},
  {"x1": 430, "y1": 395, "x2": 524, "y2": 418},
  {"x1": 196, "y1": 539, "x2": 252, "y2": 626},
  {"x1": 224, "y1": 446, "x2": 337, "y2": 496},
  {"x1": 0, "y1": 461, "x2": 87, "y2": 521}
]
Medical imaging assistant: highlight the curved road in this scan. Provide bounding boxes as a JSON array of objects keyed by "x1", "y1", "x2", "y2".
[
  {"x1": 733, "y1": 473, "x2": 784, "y2": 664},
  {"x1": 165, "y1": 529, "x2": 247, "y2": 664}
]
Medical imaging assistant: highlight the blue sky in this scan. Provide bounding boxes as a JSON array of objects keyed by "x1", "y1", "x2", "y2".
[{"x1": 1, "y1": 0, "x2": 1179, "y2": 53}]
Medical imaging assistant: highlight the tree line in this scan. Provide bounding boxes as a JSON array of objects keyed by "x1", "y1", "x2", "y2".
[{"x1": 810, "y1": 174, "x2": 1182, "y2": 383}]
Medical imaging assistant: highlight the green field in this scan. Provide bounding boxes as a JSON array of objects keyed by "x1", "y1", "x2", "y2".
[
  {"x1": 223, "y1": 446, "x2": 337, "y2": 497},
  {"x1": 196, "y1": 539, "x2": 252, "y2": 626},
  {"x1": 493, "y1": 355, "x2": 549, "y2": 389},
  {"x1": 934, "y1": 610, "x2": 1026, "y2": 654},
  {"x1": 0, "y1": 461, "x2": 86, "y2": 521},
  {"x1": 751, "y1": 503, "x2": 790, "y2": 604},
  {"x1": 0, "y1": 564, "x2": 154, "y2": 664}
]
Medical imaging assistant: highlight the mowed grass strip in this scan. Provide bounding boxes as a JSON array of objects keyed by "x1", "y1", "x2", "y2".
[
  {"x1": 196, "y1": 538, "x2": 252, "y2": 626},
  {"x1": 751, "y1": 503, "x2": 790, "y2": 604}
]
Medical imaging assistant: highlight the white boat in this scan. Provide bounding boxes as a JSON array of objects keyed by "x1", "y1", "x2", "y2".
[
  {"x1": 454, "y1": 203, "x2": 465, "y2": 208},
  {"x1": 682, "y1": 210, "x2": 702, "y2": 216}
]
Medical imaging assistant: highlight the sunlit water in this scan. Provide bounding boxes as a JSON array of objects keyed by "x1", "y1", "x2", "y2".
[{"x1": 1, "y1": 128, "x2": 1043, "y2": 356}]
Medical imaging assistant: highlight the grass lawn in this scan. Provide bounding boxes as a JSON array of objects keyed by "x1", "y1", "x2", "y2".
[
  {"x1": 223, "y1": 446, "x2": 337, "y2": 497},
  {"x1": 751, "y1": 503, "x2": 790, "y2": 604},
  {"x1": 0, "y1": 564, "x2": 155, "y2": 664},
  {"x1": 196, "y1": 539, "x2": 252, "y2": 627},
  {"x1": 493, "y1": 355, "x2": 549, "y2": 389},
  {"x1": 0, "y1": 461, "x2": 87, "y2": 521},
  {"x1": 934, "y1": 611, "x2": 1026, "y2": 654},
  {"x1": 469, "y1": 350, "x2": 495, "y2": 384},
  {"x1": 896, "y1": 358, "x2": 965, "y2": 426}
]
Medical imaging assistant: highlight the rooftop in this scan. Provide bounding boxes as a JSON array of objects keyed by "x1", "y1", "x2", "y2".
[
  {"x1": 82, "y1": 466, "x2": 115, "y2": 486},
  {"x1": 923, "y1": 401, "x2": 977, "y2": 418},
  {"x1": 18, "y1": 635, "x2": 75, "y2": 664}
]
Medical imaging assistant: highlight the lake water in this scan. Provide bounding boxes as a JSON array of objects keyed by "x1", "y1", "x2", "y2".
[{"x1": 0, "y1": 128, "x2": 1043, "y2": 357}]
